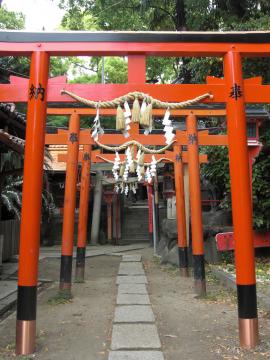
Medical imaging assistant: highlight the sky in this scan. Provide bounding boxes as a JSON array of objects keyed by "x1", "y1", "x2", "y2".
[{"x1": 2, "y1": 0, "x2": 65, "y2": 31}]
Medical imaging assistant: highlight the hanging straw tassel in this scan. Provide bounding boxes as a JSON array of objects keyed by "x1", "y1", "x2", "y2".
[
  {"x1": 148, "y1": 101, "x2": 153, "y2": 132},
  {"x1": 119, "y1": 164, "x2": 125, "y2": 177},
  {"x1": 140, "y1": 166, "x2": 145, "y2": 176},
  {"x1": 116, "y1": 105, "x2": 125, "y2": 131},
  {"x1": 148, "y1": 102, "x2": 153, "y2": 132},
  {"x1": 138, "y1": 151, "x2": 145, "y2": 166},
  {"x1": 140, "y1": 102, "x2": 149, "y2": 128},
  {"x1": 132, "y1": 97, "x2": 141, "y2": 123},
  {"x1": 129, "y1": 145, "x2": 135, "y2": 173},
  {"x1": 140, "y1": 101, "x2": 153, "y2": 129}
]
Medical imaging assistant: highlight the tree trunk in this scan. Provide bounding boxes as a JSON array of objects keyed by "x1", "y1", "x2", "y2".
[
  {"x1": 174, "y1": 0, "x2": 192, "y2": 83},
  {"x1": 175, "y1": 0, "x2": 186, "y2": 31}
]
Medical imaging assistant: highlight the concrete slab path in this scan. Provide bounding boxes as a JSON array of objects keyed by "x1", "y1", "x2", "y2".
[{"x1": 109, "y1": 254, "x2": 164, "y2": 360}]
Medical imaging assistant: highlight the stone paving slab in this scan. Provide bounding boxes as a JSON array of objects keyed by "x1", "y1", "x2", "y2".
[
  {"x1": 122, "y1": 255, "x2": 142, "y2": 262},
  {"x1": 38, "y1": 244, "x2": 148, "y2": 260},
  {"x1": 119, "y1": 262, "x2": 144, "y2": 270},
  {"x1": 116, "y1": 276, "x2": 148, "y2": 285},
  {"x1": 118, "y1": 284, "x2": 148, "y2": 295},
  {"x1": 0, "y1": 280, "x2": 17, "y2": 301},
  {"x1": 0, "y1": 292, "x2": 17, "y2": 316},
  {"x1": 117, "y1": 294, "x2": 150, "y2": 305},
  {"x1": 118, "y1": 263, "x2": 144, "y2": 276},
  {"x1": 111, "y1": 324, "x2": 161, "y2": 350},
  {"x1": 1, "y1": 263, "x2": 18, "y2": 280},
  {"x1": 114, "y1": 305, "x2": 155, "y2": 323},
  {"x1": 108, "y1": 351, "x2": 165, "y2": 360}
]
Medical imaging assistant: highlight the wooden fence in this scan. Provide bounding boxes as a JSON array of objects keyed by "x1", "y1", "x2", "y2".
[{"x1": 0, "y1": 219, "x2": 20, "y2": 261}]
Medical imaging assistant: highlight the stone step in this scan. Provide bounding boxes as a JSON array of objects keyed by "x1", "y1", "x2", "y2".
[
  {"x1": 121, "y1": 234, "x2": 148, "y2": 239},
  {"x1": 111, "y1": 324, "x2": 161, "y2": 350},
  {"x1": 114, "y1": 305, "x2": 155, "y2": 323},
  {"x1": 119, "y1": 240, "x2": 149, "y2": 245},
  {"x1": 109, "y1": 351, "x2": 164, "y2": 360},
  {"x1": 122, "y1": 255, "x2": 142, "y2": 262},
  {"x1": 118, "y1": 262, "x2": 144, "y2": 275},
  {"x1": 117, "y1": 293, "x2": 151, "y2": 305},
  {"x1": 116, "y1": 275, "x2": 148, "y2": 285},
  {"x1": 118, "y1": 284, "x2": 147, "y2": 294}
]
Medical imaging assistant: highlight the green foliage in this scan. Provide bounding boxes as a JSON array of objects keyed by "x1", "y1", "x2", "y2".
[
  {"x1": 59, "y1": 0, "x2": 146, "y2": 31},
  {"x1": 252, "y1": 128, "x2": 270, "y2": 230},
  {"x1": 147, "y1": 57, "x2": 179, "y2": 83},
  {"x1": 202, "y1": 126, "x2": 270, "y2": 231},
  {"x1": 61, "y1": 10, "x2": 99, "y2": 30},
  {"x1": 59, "y1": 8, "x2": 128, "y2": 88},
  {"x1": 97, "y1": 57, "x2": 127, "y2": 84},
  {"x1": 47, "y1": 115, "x2": 69, "y2": 128},
  {"x1": 57, "y1": 1, "x2": 270, "y2": 83},
  {"x1": 68, "y1": 57, "x2": 128, "y2": 84},
  {"x1": 50, "y1": 57, "x2": 73, "y2": 78},
  {"x1": 47, "y1": 114, "x2": 116, "y2": 130},
  {"x1": 0, "y1": 5, "x2": 24, "y2": 29},
  {"x1": 201, "y1": 145, "x2": 230, "y2": 201},
  {"x1": 0, "y1": 6, "x2": 28, "y2": 83}
]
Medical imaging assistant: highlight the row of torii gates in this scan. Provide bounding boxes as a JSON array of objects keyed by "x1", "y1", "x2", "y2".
[{"x1": 1, "y1": 31, "x2": 269, "y2": 355}]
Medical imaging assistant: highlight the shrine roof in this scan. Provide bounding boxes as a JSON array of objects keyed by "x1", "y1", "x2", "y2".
[
  {"x1": 0, "y1": 103, "x2": 26, "y2": 138},
  {"x1": 0, "y1": 130, "x2": 24, "y2": 154}
]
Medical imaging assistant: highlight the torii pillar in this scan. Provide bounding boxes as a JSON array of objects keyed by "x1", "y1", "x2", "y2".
[
  {"x1": 16, "y1": 52, "x2": 49, "y2": 355},
  {"x1": 187, "y1": 113, "x2": 206, "y2": 296},
  {"x1": 174, "y1": 145, "x2": 189, "y2": 276},
  {"x1": 224, "y1": 51, "x2": 258, "y2": 348},
  {"x1": 75, "y1": 144, "x2": 91, "y2": 282},
  {"x1": 59, "y1": 112, "x2": 80, "y2": 293}
]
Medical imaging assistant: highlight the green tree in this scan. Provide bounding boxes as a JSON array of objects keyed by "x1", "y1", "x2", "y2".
[
  {"x1": 202, "y1": 127, "x2": 270, "y2": 231},
  {"x1": 252, "y1": 127, "x2": 270, "y2": 230},
  {"x1": 57, "y1": 1, "x2": 270, "y2": 83},
  {"x1": 0, "y1": 6, "x2": 28, "y2": 83},
  {"x1": 0, "y1": 5, "x2": 24, "y2": 29}
]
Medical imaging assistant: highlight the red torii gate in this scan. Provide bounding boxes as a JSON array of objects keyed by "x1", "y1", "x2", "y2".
[
  {"x1": 1, "y1": 31, "x2": 269, "y2": 354},
  {"x1": 47, "y1": 122, "x2": 210, "y2": 280}
]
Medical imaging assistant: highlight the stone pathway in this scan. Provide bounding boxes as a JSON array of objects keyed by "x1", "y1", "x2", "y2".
[
  {"x1": 0, "y1": 245, "x2": 148, "y2": 318},
  {"x1": 109, "y1": 254, "x2": 164, "y2": 360}
]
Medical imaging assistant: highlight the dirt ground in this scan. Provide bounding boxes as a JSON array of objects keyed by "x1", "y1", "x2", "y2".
[{"x1": 1, "y1": 247, "x2": 270, "y2": 359}]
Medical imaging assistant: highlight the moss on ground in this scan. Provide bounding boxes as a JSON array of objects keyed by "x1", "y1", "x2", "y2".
[{"x1": 47, "y1": 290, "x2": 73, "y2": 305}]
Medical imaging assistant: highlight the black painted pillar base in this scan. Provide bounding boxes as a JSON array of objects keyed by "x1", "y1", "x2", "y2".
[
  {"x1": 16, "y1": 285, "x2": 37, "y2": 354},
  {"x1": 75, "y1": 247, "x2": 86, "y2": 282},
  {"x1": 237, "y1": 284, "x2": 259, "y2": 348},
  {"x1": 178, "y1": 247, "x2": 189, "y2": 277},
  {"x1": 193, "y1": 254, "x2": 206, "y2": 296},
  {"x1": 59, "y1": 255, "x2": 73, "y2": 293}
]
